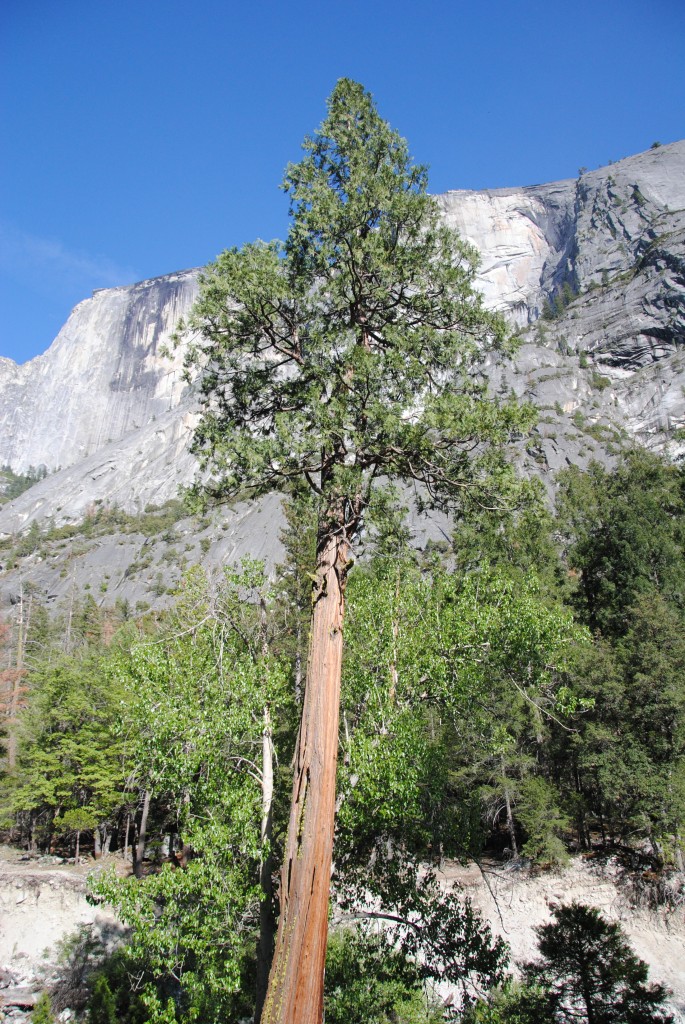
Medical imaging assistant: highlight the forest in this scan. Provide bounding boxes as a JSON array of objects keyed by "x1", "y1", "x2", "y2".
[{"x1": 0, "y1": 449, "x2": 683, "y2": 1023}]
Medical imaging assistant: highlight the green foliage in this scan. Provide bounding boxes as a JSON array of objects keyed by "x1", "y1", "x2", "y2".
[
  {"x1": 333, "y1": 557, "x2": 591, "y2": 1000},
  {"x1": 552, "y1": 453, "x2": 685, "y2": 855},
  {"x1": 273, "y1": 489, "x2": 318, "y2": 672},
  {"x1": 325, "y1": 928, "x2": 443, "y2": 1024},
  {"x1": 461, "y1": 982, "x2": 557, "y2": 1024},
  {"x1": 183, "y1": 78, "x2": 533, "y2": 532},
  {"x1": 338, "y1": 853, "x2": 509, "y2": 997},
  {"x1": 541, "y1": 282, "x2": 578, "y2": 321},
  {"x1": 90, "y1": 563, "x2": 293, "y2": 1023},
  {"x1": 87, "y1": 975, "x2": 117, "y2": 1024},
  {"x1": 437, "y1": 568, "x2": 587, "y2": 864},
  {"x1": 338, "y1": 558, "x2": 588, "y2": 867},
  {"x1": 555, "y1": 595, "x2": 685, "y2": 850},
  {"x1": 11, "y1": 518, "x2": 43, "y2": 558},
  {"x1": 31, "y1": 992, "x2": 55, "y2": 1024},
  {"x1": 54, "y1": 937, "x2": 148, "y2": 1024},
  {"x1": 516, "y1": 777, "x2": 570, "y2": 866},
  {"x1": 590, "y1": 371, "x2": 611, "y2": 391},
  {"x1": 56, "y1": 806, "x2": 100, "y2": 840},
  {"x1": 93, "y1": 859, "x2": 260, "y2": 1022},
  {"x1": 338, "y1": 559, "x2": 454, "y2": 860},
  {"x1": 558, "y1": 451, "x2": 685, "y2": 635},
  {"x1": 468, "y1": 905, "x2": 674, "y2": 1024},
  {"x1": 450, "y1": 487, "x2": 568, "y2": 598},
  {"x1": 5, "y1": 646, "x2": 127, "y2": 850},
  {"x1": 0, "y1": 464, "x2": 47, "y2": 504},
  {"x1": 523, "y1": 902, "x2": 673, "y2": 1023},
  {"x1": 2, "y1": 498, "x2": 192, "y2": 578}
]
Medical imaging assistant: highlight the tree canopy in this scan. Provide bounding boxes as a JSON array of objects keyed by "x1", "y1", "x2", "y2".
[{"x1": 184, "y1": 77, "x2": 532, "y2": 527}]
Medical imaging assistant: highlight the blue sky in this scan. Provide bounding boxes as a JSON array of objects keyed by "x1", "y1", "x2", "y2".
[{"x1": 1, "y1": 0, "x2": 684, "y2": 365}]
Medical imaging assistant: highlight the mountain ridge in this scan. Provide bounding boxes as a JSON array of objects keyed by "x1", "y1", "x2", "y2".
[{"x1": 1, "y1": 140, "x2": 683, "y2": 542}]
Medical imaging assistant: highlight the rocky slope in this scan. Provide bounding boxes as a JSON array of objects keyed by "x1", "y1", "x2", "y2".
[
  {"x1": 0, "y1": 141, "x2": 683, "y2": 602},
  {"x1": 1, "y1": 851, "x2": 683, "y2": 1021},
  {"x1": 0, "y1": 850, "x2": 122, "y2": 1020}
]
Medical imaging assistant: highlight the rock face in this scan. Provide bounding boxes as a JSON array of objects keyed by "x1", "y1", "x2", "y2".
[
  {"x1": 0, "y1": 269, "x2": 198, "y2": 476},
  {"x1": 0, "y1": 853, "x2": 122, "y2": 1019},
  {"x1": 1, "y1": 853, "x2": 682, "y2": 1022},
  {"x1": 439, "y1": 141, "x2": 685, "y2": 352},
  {"x1": 437, "y1": 178, "x2": 577, "y2": 325},
  {"x1": 0, "y1": 141, "x2": 683, "y2": 537}
]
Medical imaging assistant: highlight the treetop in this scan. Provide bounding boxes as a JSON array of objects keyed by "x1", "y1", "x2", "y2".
[{"x1": 184, "y1": 79, "x2": 533, "y2": 531}]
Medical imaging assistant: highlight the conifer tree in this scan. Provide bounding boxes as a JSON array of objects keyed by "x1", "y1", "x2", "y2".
[
  {"x1": 184, "y1": 78, "x2": 533, "y2": 1024},
  {"x1": 524, "y1": 902, "x2": 673, "y2": 1024},
  {"x1": 87, "y1": 976, "x2": 117, "y2": 1024}
]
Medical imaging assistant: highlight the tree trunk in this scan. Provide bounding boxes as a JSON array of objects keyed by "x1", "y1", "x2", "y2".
[
  {"x1": 501, "y1": 757, "x2": 518, "y2": 858},
  {"x1": 261, "y1": 530, "x2": 348, "y2": 1024},
  {"x1": 581, "y1": 968, "x2": 598, "y2": 1024},
  {"x1": 6, "y1": 671, "x2": 22, "y2": 769},
  {"x1": 255, "y1": 705, "x2": 277, "y2": 1023},
  {"x1": 573, "y1": 759, "x2": 589, "y2": 851},
  {"x1": 133, "y1": 789, "x2": 151, "y2": 879},
  {"x1": 123, "y1": 812, "x2": 131, "y2": 862},
  {"x1": 294, "y1": 627, "x2": 302, "y2": 704},
  {"x1": 75, "y1": 830, "x2": 81, "y2": 864},
  {"x1": 674, "y1": 838, "x2": 684, "y2": 874}
]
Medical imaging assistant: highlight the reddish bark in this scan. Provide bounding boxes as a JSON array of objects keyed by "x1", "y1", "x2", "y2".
[
  {"x1": 261, "y1": 530, "x2": 348, "y2": 1024},
  {"x1": 1, "y1": 667, "x2": 27, "y2": 769}
]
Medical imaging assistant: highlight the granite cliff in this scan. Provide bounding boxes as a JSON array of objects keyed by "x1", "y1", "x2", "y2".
[
  {"x1": 0, "y1": 140, "x2": 683, "y2": 552},
  {"x1": 0, "y1": 269, "x2": 198, "y2": 477}
]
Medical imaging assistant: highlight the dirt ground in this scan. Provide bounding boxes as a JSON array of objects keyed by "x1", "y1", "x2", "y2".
[
  {"x1": 0, "y1": 847, "x2": 121, "y2": 1017},
  {"x1": 0, "y1": 846, "x2": 683, "y2": 1019}
]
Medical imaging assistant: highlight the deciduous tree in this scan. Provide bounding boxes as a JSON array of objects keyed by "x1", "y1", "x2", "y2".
[{"x1": 92, "y1": 565, "x2": 292, "y2": 1023}]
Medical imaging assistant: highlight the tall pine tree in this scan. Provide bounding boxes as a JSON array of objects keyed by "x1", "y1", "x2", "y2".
[{"x1": 183, "y1": 79, "x2": 532, "y2": 1024}]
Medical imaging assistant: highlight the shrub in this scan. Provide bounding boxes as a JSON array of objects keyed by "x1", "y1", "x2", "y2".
[
  {"x1": 31, "y1": 993, "x2": 55, "y2": 1024},
  {"x1": 517, "y1": 777, "x2": 570, "y2": 867},
  {"x1": 87, "y1": 976, "x2": 117, "y2": 1024},
  {"x1": 324, "y1": 928, "x2": 443, "y2": 1024}
]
